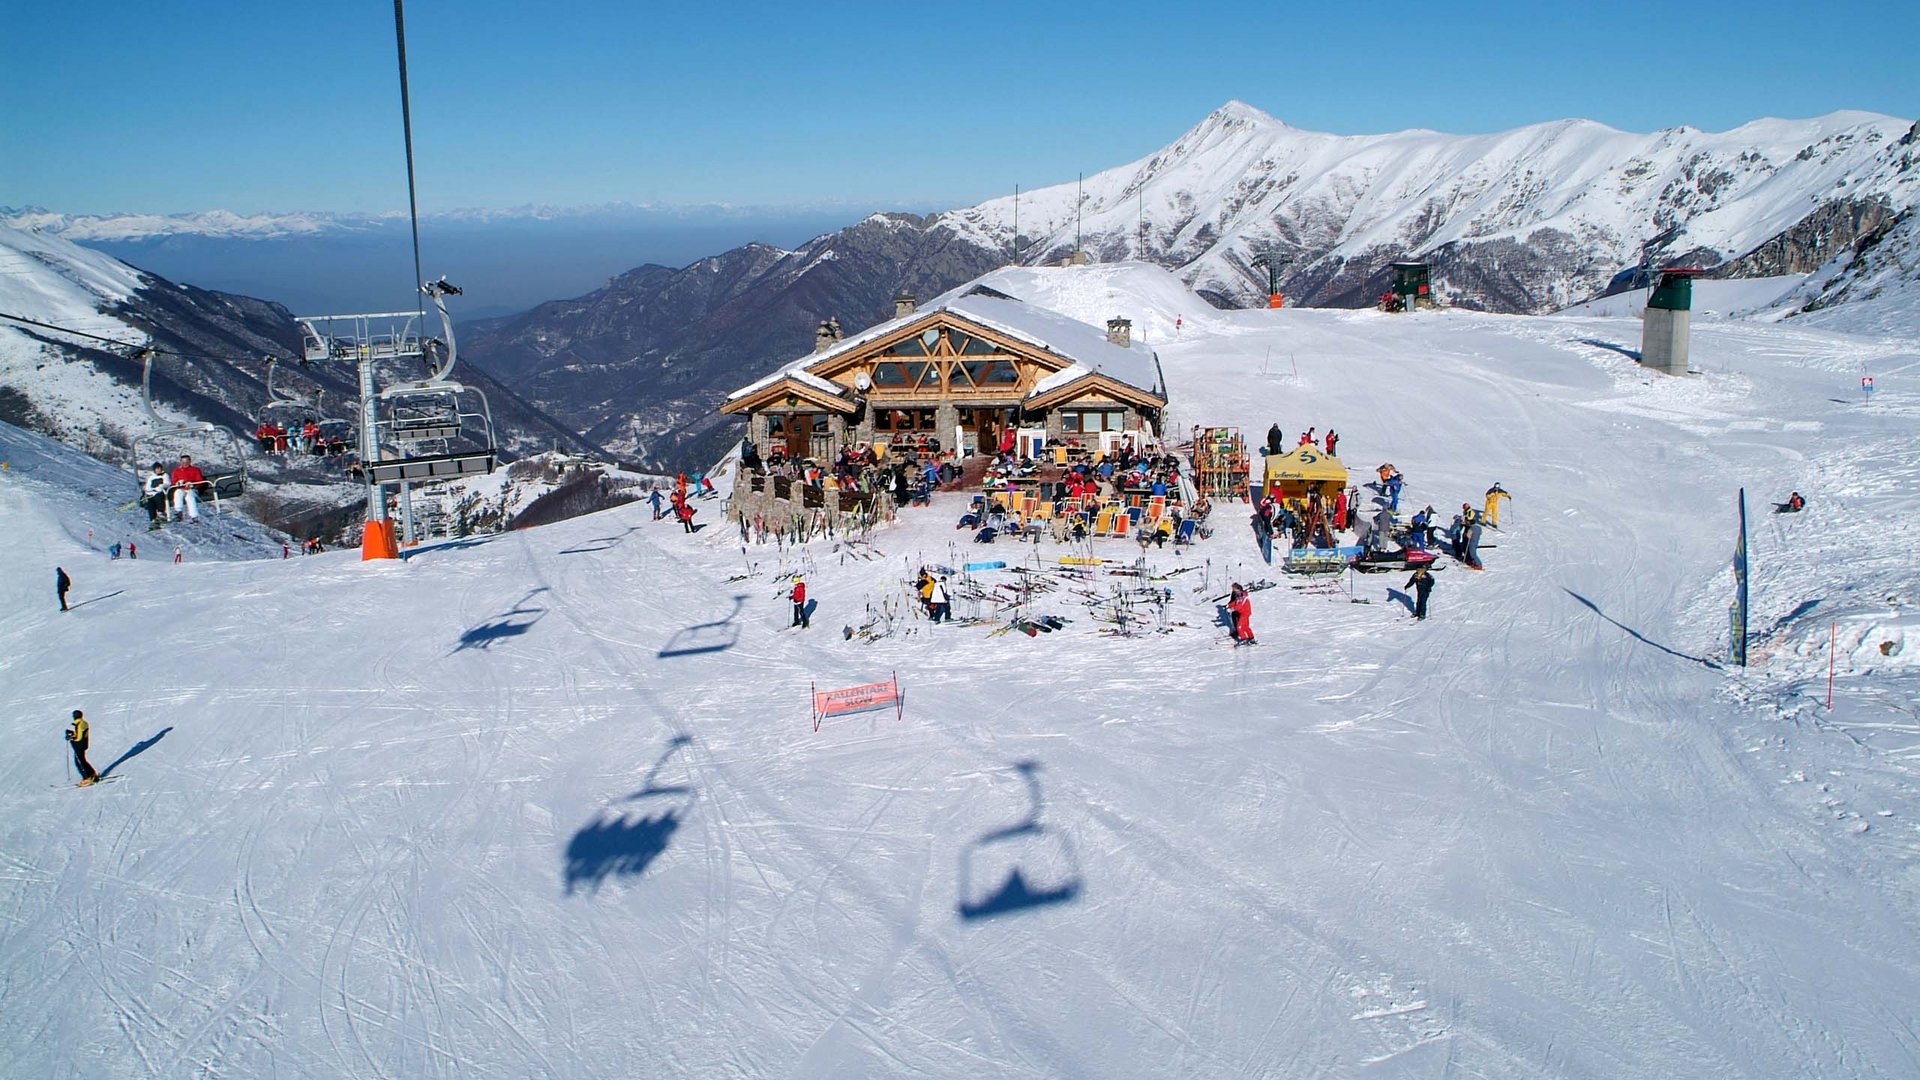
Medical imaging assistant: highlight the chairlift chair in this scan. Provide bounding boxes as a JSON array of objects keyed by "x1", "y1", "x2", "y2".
[
  {"x1": 365, "y1": 281, "x2": 497, "y2": 485},
  {"x1": 129, "y1": 349, "x2": 248, "y2": 505}
]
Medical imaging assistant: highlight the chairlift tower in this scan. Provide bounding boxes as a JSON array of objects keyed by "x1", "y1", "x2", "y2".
[{"x1": 1251, "y1": 247, "x2": 1292, "y2": 309}]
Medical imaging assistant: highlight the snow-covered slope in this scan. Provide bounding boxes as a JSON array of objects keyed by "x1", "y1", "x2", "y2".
[
  {"x1": 939, "y1": 103, "x2": 1920, "y2": 318},
  {"x1": 3, "y1": 265, "x2": 1918, "y2": 1077}
]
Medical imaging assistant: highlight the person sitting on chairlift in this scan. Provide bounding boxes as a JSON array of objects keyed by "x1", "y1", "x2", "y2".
[{"x1": 169, "y1": 454, "x2": 206, "y2": 520}]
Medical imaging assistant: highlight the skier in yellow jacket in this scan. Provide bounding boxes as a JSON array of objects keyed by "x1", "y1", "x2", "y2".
[
  {"x1": 67, "y1": 709, "x2": 98, "y2": 786},
  {"x1": 1484, "y1": 483, "x2": 1511, "y2": 528}
]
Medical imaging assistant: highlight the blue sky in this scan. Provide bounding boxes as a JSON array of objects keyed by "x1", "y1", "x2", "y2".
[{"x1": 3, "y1": 0, "x2": 1913, "y2": 216}]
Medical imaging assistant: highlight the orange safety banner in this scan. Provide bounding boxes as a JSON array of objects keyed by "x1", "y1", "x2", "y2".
[{"x1": 810, "y1": 674, "x2": 904, "y2": 732}]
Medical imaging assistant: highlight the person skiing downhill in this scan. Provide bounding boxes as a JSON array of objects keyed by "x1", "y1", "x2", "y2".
[
  {"x1": 67, "y1": 710, "x2": 98, "y2": 785},
  {"x1": 1405, "y1": 565, "x2": 1435, "y2": 620},
  {"x1": 1484, "y1": 483, "x2": 1511, "y2": 528},
  {"x1": 56, "y1": 566, "x2": 71, "y2": 611},
  {"x1": 790, "y1": 577, "x2": 810, "y2": 629},
  {"x1": 648, "y1": 488, "x2": 665, "y2": 520}
]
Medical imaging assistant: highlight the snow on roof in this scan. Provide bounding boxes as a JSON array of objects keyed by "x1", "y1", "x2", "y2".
[{"x1": 724, "y1": 276, "x2": 1162, "y2": 404}]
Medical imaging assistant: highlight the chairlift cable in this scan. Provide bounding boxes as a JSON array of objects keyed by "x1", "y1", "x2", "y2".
[
  {"x1": 393, "y1": 0, "x2": 427, "y2": 325},
  {"x1": 0, "y1": 310, "x2": 291, "y2": 367}
]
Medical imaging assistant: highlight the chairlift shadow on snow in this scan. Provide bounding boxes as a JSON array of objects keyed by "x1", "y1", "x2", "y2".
[
  {"x1": 452, "y1": 587, "x2": 549, "y2": 653},
  {"x1": 564, "y1": 735, "x2": 695, "y2": 896},
  {"x1": 99, "y1": 725, "x2": 172, "y2": 779},
  {"x1": 558, "y1": 525, "x2": 642, "y2": 556},
  {"x1": 66, "y1": 590, "x2": 126, "y2": 611},
  {"x1": 658, "y1": 596, "x2": 746, "y2": 658},
  {"x1": 1563, "y1": 588, "x2": 1720, "y2": 669},
  {"x1": 957, "y1": 760, "x2": 1082, "y2": 922},
  {"x1": 1577, "y1": 338, "x2": 1643, "y2": 363},
  {"x1": 400, "y1": 534, "x2": 497, "y2": 561}
]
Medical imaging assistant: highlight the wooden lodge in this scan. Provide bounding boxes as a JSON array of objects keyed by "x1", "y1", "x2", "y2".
[{"x1": 720, "y1": 284, "x2": 1169, "y2": 472}]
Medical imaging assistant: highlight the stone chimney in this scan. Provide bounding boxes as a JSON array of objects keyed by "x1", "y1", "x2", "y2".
[
  {"x1": 893, "y1": 289, "x2": 917, "y2": 319},
  {"x1": 1106, "y1": 317, "x2": 1132, "y2": 348},
  {"x1": 814, "y1": 319, "x2": 837, "y2": 352}
]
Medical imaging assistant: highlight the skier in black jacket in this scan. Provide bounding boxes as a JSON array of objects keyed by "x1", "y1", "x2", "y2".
[
  {"x1": 56, "y1": 567, "x2": 72, "y2": 612},
  {"x1": 1405, "y1": 566, "x2": 1435, "y2": 620}
]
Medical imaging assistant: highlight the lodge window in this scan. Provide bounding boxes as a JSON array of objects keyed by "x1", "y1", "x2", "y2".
[
  {"x1": 871, "y1": 361, "x2": 932, "y2": 389},
  {"x1": 1061, "y1": 408, "x2": 1126, "y2": 433},
  {"x1": 874, "y1": 408, "x2": 937, "y2": 432},
  {"x1": 961, "y1": 359, "x2": 1018, "y2": 386}
]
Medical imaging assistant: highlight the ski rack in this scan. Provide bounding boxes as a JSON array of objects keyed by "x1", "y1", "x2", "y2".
[{"x1": 130, "y1": 347, "x2": 247, "y2": 504}]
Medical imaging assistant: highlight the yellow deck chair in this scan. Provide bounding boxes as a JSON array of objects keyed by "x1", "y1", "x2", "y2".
[
  {"x1": 1092, "y1": 506, "x2": 1118, "y2": 535},
  {"x1": 1052, "y1": 445, "x2": 1069, "y2": 465}
]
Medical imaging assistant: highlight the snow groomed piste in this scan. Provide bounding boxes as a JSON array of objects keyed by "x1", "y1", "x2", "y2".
[{"x1": 4, "y1": 259, "x2": 1918, "y2": 1076}]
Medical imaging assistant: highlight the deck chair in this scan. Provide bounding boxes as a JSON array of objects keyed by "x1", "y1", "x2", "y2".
[{"x1": 1175, "y1": 518, "x2": 1198, "y2": 546}]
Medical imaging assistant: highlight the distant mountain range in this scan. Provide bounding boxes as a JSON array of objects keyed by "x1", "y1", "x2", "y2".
[
  {"x1": 460, "y1": 103, "x2": 1920, "y2": 470},
  {"x1": 10, "y1": 103, "x2": 1918, "y2": 475},
  {"x1": 0, "y1": 200, "x2": 892, "y2": 243}
]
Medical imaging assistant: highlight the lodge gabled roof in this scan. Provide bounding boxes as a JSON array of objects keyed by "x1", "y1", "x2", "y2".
[{"x1": 723, "y1": 279, "x2": 1164, "y2": 407}]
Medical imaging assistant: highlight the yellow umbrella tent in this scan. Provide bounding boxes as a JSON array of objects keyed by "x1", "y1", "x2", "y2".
[{"x1": 1258, "y1": 446, "x2": 1349, "y2": 506}]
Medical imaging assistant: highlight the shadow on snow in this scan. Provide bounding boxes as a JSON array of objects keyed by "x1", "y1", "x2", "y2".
[
  {"x1": 452, "y1": 587, "x2": 549, "y2": 653},
  {"x1": 99, "y1": 726, "x2": 172, "y2": 779},
  {"x1": 658, "y1": 595, "x2": 747, "y2": 658},
  {"x1": 958, "y1": 760, "x2": 1082, "y2": 921},
  {"x1": 564, "y1": 735, "x2": 695, "y2": 896},
  {"x1": 1564, "y1": 588, "x2": 1720, "y2": 669}
]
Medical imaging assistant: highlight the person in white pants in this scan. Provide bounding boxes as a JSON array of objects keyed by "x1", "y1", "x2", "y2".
[{"x1": 169, "y1": 454, "x2": 206, "y2": 520}]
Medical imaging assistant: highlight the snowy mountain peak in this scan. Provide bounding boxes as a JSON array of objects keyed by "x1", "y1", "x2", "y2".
[{"x1": 1196, "y1": 99, "x2": 1291, "y2": 132}]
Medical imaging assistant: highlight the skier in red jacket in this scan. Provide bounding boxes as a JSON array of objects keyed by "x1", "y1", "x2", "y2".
[
  {"x1": 790, "y1": 578, "x2": 809, "y2": 629},
  {"x1": 169, "y1": 454, "x2": 207, "y2": 520},
  {"x1": 1227, "y1": 583, "x2": 1255, "y2": 645}
]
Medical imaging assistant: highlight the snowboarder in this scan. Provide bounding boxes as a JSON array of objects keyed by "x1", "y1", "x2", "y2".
[
  {"x1": 1265, "y1": 423, "x2": 1284, "y2": 456},
  {"x1": 1228, "y1": 583, "x2": 1255, "y2": 644},
  {"x1": 169, "y1": 454, "x2": 206, "y2": 520},
  {"x1": 1484, "y1": 483, "x2": 1511, "y2": 528},
  {"x1": 56, "y1": 566, "x2": 72, "y2": 611},
  {"x1": 1405, "y1": 566, "x2": 1435, "y2": 620},
  {"x1": 142, "y1": 462, "x2": 169, "y2": 526},
  {"x1": 1324, "y1": 429, "x2": 1339, "y2": 457},
  {"x1": 66, "y1": 709, "x2": 98, "y2": 785},
  {"x1": 790, "y1": 577, "x2": 810, "y2": 629},
  {"x1": 1778, "y1": 492, "x2": 1806, "y2": 513}
]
